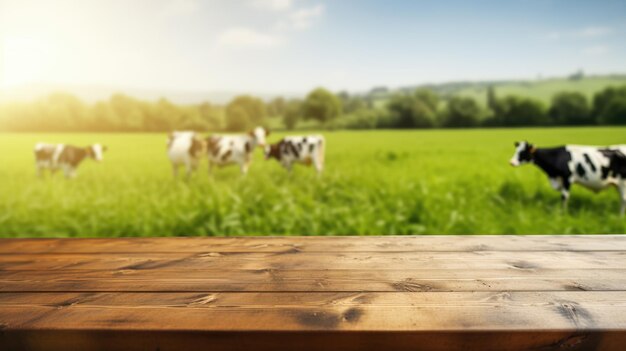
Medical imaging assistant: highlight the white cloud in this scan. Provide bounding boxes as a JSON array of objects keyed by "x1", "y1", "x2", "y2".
[
  {"x1": 547, "y1": 26, "x2": 612, "y2": 41},
  {"x1": 289, "y1": 4, "x2": 325, "y2": 30},
  {"x1": 577, "y1": 26, "x2": 612, "y2": 38},
  {"x1": 252, "y1": 0, "x2": 293, "y2": 11},
  {"x1": 215, "y1": 2, "x2": 324, "y2": 50},
  {"x1": 216, "y1": 27, "x2": 281, "y2": 49},
  {"x1": 582, "y1": 45, "x2": 609, "y2": 56}
]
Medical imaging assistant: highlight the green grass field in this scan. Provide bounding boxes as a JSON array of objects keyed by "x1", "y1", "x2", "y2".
[{"x1": 1, "y1": 127, "x2": 625, "y2": 237}]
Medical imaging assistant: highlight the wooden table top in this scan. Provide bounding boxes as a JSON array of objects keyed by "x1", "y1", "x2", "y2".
[{"x1": 1, "y1": 235, "x2": 626, "y2": 351}]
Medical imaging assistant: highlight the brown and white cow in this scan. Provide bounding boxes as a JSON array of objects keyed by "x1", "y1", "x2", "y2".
[
  {"x1": 206, "y1": 127, "x2": 269, "y2": 175},
  {"x1": 167, "y1": 131, "x2": 205, "y2": 179},
  {"x1": 264, "y1": 135, "x2": 325, "y2": 175},
  {"x1": 34, "y1": 143, "x2": 107, "y2": 178}
]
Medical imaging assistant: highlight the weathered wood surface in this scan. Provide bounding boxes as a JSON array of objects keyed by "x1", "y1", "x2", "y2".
[{"x1": 1, "y1": 235, "x2": 625, "y2": 351}]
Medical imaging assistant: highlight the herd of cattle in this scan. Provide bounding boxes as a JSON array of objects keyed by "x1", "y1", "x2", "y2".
[
  {"x1": 167, "y1": 127, "x2": 325, "y2": 177},
  {"x1": 33, "y1": 128, "x2": 626, "y2": 215},
  {"x1": 34, "y1": 126, "x2": 326, "y2": 179}
]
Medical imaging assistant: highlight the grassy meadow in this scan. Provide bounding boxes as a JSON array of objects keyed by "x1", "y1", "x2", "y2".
[{"x1": 0, "y1": 127, "x2": 625, "y2": 237}]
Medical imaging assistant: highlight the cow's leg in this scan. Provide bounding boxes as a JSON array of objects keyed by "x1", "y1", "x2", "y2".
[
  {"x1": 240, "y1": 155, "x2": 251, "y2": 175},
  {"x1": 240, "y1": 161, "x2": 249, "y2": 175},
  {"x1": 185, "y1": 162, "x2": 193, "y2": 180},
  {"x1": 172, "y1": 164, "x2": 179, "y2": 179},
  {"x1": 314, "y1": 155, "x2": 323, "y2": 176},
  {"x1": 36, "y1": 163, "x2": 44, "y2": 178},
  {"x1": 618, "y1": 180, "x2": 626, "y2": 217},
  {"x1": 64, "y1": 166, "x2": 76, "y2": 179},
  {"x1": 560, "y1": 177, "x2": 571, "y2": 212},
  {"x1": 548, "y1": 177, "x2": 561, "y2": 191},
  {"x1": 190, "y1": 159, "x2": 199, "y2": 175},
  {"x1": 208, "y1": 160, "x2": 213, "y2": 175},
  {"x1": 281, "y1": 161, "x2": 292, "y2": 174}
]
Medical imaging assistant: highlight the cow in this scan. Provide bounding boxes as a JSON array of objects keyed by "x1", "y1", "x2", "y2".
[
  {"x1": 264, "y1": 135, "x2": 325, "y2": 175},
  {"x1": 510, "y1": 141, "x2": 626, "y2": 215},
  {"x1": 206, "y1": 126, "x2": 269, "y2": 175},
  {"x1": 167, "y1": 131, "x2": 205, "y2": 179},
  {"x1": 34, "y1": 143, "x2": 107, "y2": 178}
]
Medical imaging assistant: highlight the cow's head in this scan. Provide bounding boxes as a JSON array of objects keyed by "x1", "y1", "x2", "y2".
[
  {"x1": 510, "y1": 141, "x2": 534, "y2": 167},
  {"x1": 249, "y1": 126, "x2": 270, "y2": 147},
  {"x1": 89, "y1": 143, "x2": 107, "y2": 162},
  {"x1": 264, "y1": 142, "x2": 281, "y2": 160}
]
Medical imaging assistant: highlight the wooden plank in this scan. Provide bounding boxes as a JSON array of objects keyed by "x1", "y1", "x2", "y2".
[
  {"x1": 4, "y1": 329, "x2": 623, "y2": 351},
  {"x1": 2, "y1": 235, "x2": 626, "y2": 351},
  {"x1": 2, "y1": 292, "x2": 626, "y2": 331},
  {"x1": 1, "y1": 235, "x2": 625, "y2": 253},
  {"x1": 1, "y1": 269, "x2": 625, "y2": 292},
  {"x1": 1, "y1": 250, "x2": 624, "y2": 271},
  {"x1": 2, "y1": 291, "x2": 626, "y2": 309},
  {"x1": 3, "y1": 302, "x2": 626, "y2": 331},
  {"x1": 2, "y1": 292, "x2": 626, "y2": 350}
]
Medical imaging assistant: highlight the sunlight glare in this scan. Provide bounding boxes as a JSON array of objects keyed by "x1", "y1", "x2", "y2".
[{"x1": 1, "y1": 35, "x2": 52, "y2": 89}]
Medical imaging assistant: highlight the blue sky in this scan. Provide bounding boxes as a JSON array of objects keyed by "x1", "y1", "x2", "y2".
[{"x1": 1, "y1": 0, "x2": 625, "y2": 94}]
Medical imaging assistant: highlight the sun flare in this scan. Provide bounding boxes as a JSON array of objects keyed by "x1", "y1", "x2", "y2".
[{"x1": 1, "y1": 35, "x2": 53, "y2": 89}]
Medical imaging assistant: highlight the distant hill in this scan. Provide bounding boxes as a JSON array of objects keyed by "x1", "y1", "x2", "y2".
[
  {"x1": 2, "y1": 74, "x2": 626, "y2": 106},
  {"x1": 369, "y1": 74, "x2": 626, "y2": 108}
]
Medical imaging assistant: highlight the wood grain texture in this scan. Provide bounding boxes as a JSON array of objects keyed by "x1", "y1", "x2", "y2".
[
  {"x1": 1, "y1": 235, "x2": 626, "y2": 253},
  {"x1": 2, "y1": 269, "x2": 626, "y2": 292},
  {"x1": 1, "y1": 250, "x2": 625, "y2": 271},
  {"x1": 1, "y1": 235, "x2": 626, "y2": 351}
]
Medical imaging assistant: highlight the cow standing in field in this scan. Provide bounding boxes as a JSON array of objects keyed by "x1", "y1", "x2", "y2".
[
  {"x1": 510, "y1": 141, "x2": 626, "y2": 215},
  {"x1": 34, "y1": 143, "x2": 107, "y2": 178},
  {"x1": 206, "y1": 127, "x2": 269, "y2": 175},
  {"x1": 264, "y1": 135, "x2": 325, "y2": 175},
  {"x1": 167, "y1": 131, "x2": 205, "y2": 179}
]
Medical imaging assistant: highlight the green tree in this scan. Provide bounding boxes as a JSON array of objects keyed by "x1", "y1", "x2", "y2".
[
  {"x1": 109, "y1": 93, "x2": 145, "y2": 131},
  {"x1": 385, "y1": 89, "x2": 439, "y2": 128},
  {"x1": 442, "y1": 96, "x2": 481, "y2": 128},
  {"x1": 226, "y1": 106, "x2": 250, "y2": 131},
  {"x1": 198, "y1": 102, "x2": 221, "y2": 130},
  {"x1": 487, "y1": 85, "x2": 497, "y2": 112},
  {"x1": 337, "y1": 91, "x2": 368, "y2": 114},
  {"x1": 548, "y1": 92, "x2": 591, "y2": 125},
  {"x1": 414, "y1": 88, "x2": 439, "y2": 112},
  {"x1": 599, "y1": 95, "x2": 626, "y2": 125},
  {"x1": 267, "y1": 97, "x2": 286, "y2": 117},
  {"x1": 493, "y1": 95, "x2": 547, "y2": 126},
  {"x1": 226, "y1": 95, "x2": 267, "y2": 129},
  {"x1": 146, "y1": 98, "x2": 177, "y2": 131},
  {"x1": 302, "y1": 88, "x2": 342, "y2": 126},
  {"x1": 37, "y1": 93, "x2": 89, "y2": 131},
  {"x1": 592, "y1": 85, "x2": 626, "y2": 124},
  {"x1": 343, "y1": 108, "x2": 380, "y2": 129},
  {"x1": 283, "y1": 100, "x2": 302, "y2": 130}
]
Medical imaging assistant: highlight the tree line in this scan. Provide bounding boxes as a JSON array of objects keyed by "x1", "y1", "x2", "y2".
[
  {"x1": 332, "y1": 85, "x2": 626, "y2": 129},
  {"x1": 1, "y1": 85, "x2": 625, "y2": 132}
]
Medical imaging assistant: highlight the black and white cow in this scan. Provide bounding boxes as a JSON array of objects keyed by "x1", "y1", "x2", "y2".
[
  {"x1": 206, "y1": 127, "x2": 269, "y2": 175},
  {"x1": 34, "y1": 143, "x2": 106, "y2": 178},
  {"x1": 167, "y1": 131, "x2": 205, "y2": 178},
  {"x1": 264, "y1": 135, "x2": 325, "y2": 175},
  {"x1": 510, "y1": 141, "x2": 626, "y2": 215}
]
